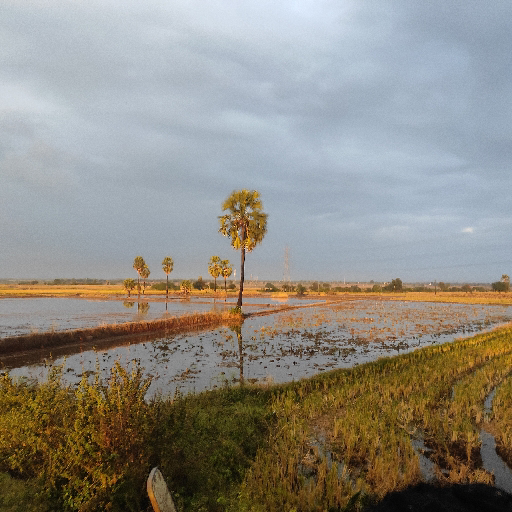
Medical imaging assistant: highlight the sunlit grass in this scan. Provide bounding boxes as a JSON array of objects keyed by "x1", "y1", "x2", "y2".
[{"x1": 237, "y1": 326, "x2": 512, "y2": 510}]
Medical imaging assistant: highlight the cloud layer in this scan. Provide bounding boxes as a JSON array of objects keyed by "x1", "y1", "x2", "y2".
[{"x1": 1, "y1": 1, "x2": 511, "y2": 282}]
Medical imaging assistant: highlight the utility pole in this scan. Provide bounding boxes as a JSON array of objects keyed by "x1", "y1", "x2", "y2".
[{"x1": 283, "y1": 246, "x2": 290, "y2": 284}]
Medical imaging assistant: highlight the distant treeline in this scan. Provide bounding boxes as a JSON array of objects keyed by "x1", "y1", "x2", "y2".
[
  {"x1": 44, "y1": 278, "x2": 111, "y2": 285},
  {"x1": 262, "y1": 280, "x2": 490, "y2": 294}
]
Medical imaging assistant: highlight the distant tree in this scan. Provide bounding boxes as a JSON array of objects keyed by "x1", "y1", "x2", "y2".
[
  {"x1": 461, "y1": 284, "x2": 472, "y2": 293},
  {"x1": 140, "y1": 264, "x2": 150, "y2": 294},
  {"x1": 438, "y1": 282, "x2": 450, "y2": 292},
  {"x1": 321, "y1": 283, "x2": 331, "y2": 292},
  {"x1": 220, "y1": 259, "x2": 233, "y2": 293},
  {"x1": 219, "y1": 189, "x2": 268, "y2": 308},
  {"x1": 282, "y1": 283, "x2": 295, "y2": 292},
  {"x1": 310, "y1": 281, "x2": 319, "y2": 292},
  {"x1": 264, "y1": 282, "x2": 278, "y2": 292},
  {"x1": 208, "y1": 256, "x2": 222, "y2": 292},
  {"x1": 384, "y1": 278, "x2": 403, "y2": 292},
  {"x1": 162, "y1": 257, "x2": 174, "y2": 297},
  {"x1": 133, "y1": 256, "x2": 146, "y2": 295},
  {"x1": 372, "y1": 284, "x2": 382, "y2": 293},
  {"x1": 181, "y1": 280, "x2": 192, "y2": 294},
  {"x1": 296, "y1": 283, "x2": 306, "y2": 296},
  {"x1": 123, "y1": 278, "x2": 136, "y2": 297},
  {"x1": 492, "y1": 281, "x2": 508, "y2": 292},
  {"x1": 501, "y1": 274, "x2": 510, "y2": 292},
  {"x1": 193, "y1": 276, "x2": 205, "y2": 290}
]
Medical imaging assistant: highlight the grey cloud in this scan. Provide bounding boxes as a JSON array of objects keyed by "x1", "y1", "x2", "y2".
[{"x1": 0, "y1": 1, "x2": 511, "y2": 281}]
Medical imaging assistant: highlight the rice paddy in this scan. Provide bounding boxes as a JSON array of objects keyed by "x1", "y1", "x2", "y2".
[{"x1": 2, "y1": 296, "x2": 512, "y2": 510}]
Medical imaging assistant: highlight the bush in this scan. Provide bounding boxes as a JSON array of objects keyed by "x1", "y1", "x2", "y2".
[
  {"x1": 0, "y1": 363, "x2": 273, "y2": 511},
  {"x1": 0, "y1": 363, "x2": 153, "y2": 511}
]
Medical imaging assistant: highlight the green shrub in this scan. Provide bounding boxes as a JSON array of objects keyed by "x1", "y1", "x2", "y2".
[{"x1": 0, "y1": 363, "x2": 154, "y2": 511}]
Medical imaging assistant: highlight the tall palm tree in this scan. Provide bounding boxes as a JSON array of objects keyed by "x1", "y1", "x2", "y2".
[
  {"x1": 221, "y1": 259, "x2": 233, "y2": 293},
  {"x1": 140, "y1": 264, "x2": 150, "y2": 294},
  {"x1": 162, "y1": 257, "x2": 174, "y2": 297},
  {"x1": 208, "y1": 255, "x2": 222, "y2": 292},
  {"x1": 133, "y1": 256, "x2": 146, "y2": 296},
  {"x1": 219, "y1": 189, "x2": 267, "y2": 308}
]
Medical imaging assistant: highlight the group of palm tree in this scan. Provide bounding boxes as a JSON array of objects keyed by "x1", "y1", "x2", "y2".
[
  {"x1": 124, "y1": 256, "x2": 174, "y2": 297},
  {"x1": 208, "y1": 256, "x2": 233, "y2": 292},
  {"x1": 124, "y1": 190, "x2": 268, "y2": 307}
]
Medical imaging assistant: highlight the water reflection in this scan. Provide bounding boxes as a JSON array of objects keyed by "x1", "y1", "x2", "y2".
[
  {"x1": 123, "y1": 301, "x2": 135, "y2": 309},
  {"x1": 229, "y1": 324, "x2": 244, "y2": 384},
  {"x1": 137, "y1": 302, "x2": 150, "y2": 315},
  {"x1": 5, "y1": 301, "x2": 512, "y2": 401}
]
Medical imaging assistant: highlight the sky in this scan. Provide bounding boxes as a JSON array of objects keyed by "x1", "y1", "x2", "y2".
[{"x1": 1, "y1": 1, "x2": 511, "y2": 283}]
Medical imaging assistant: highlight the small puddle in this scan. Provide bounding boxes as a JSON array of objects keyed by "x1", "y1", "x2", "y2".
[
  {"x1": 480, "y1": 386, "x2": 512, "y2": 494},
  {"x1": 411, "y1": 438, "x2": 436, "y2": 482}
]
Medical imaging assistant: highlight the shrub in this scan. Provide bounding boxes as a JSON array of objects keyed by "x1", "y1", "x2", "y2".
[{"x1": 0, "y1": 363, "x2": 154, "y2": 511}]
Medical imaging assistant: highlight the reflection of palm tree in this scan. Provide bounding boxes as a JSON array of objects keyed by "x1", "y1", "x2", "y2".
[
  {"x1": 229, "y1": 324, "x2": 244, "y2": 384},
  {"x1": 123, "y1": 301, "x2": 135, "y2": 309},
  {"x1": 137, "y1": 302, "x2": 150, "y2": 315}
]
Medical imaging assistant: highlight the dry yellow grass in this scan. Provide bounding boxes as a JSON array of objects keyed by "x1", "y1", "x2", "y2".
[{"x1": 1, "y1": 284, "x2": 511, "y2": 305}]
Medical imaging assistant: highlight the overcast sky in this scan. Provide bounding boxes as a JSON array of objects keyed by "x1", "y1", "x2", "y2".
[{"x1": 1, "y1": 1, "x2": 511, "y2": 283}]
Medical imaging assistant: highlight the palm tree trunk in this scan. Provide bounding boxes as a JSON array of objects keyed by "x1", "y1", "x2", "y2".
[
  {"x1": 238, "y1": 246, "x2": 245, "y2": 308},
  {"x1": 166, "y1": 275, "x2": 169, "y2": 298}
]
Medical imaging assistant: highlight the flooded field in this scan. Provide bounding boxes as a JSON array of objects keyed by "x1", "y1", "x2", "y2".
[
  {"x1": 0, "y1": 296, "x2": 316, "y2": 338},
  {"x1": 6, "y1": 299, "x2": 512, "y2": 399}
]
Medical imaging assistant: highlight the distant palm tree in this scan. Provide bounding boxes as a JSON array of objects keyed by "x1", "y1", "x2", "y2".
[
  {"x1": 140, "y1": 264, "x2": 150, "y2": 294},
  {"x1": 219, "y1": 190, "x2": 267, "y2": 308},
  {"x1": 208, "y1": 255, "x2": 222, "y2": 292},
  {"x1": 133, "y1": 256, "x2": 146, "y2": 295},
  {"x1": 162, "y1": 257, "x2": 174, "y2": 297},
  {"x1": 221, "y1": 259, "x2": 233, "y2": 293}
]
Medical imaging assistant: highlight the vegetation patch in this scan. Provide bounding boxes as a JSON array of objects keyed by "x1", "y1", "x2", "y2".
[{"x1": 2, "y1": 326, "x2": 512, "y2": 510}]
